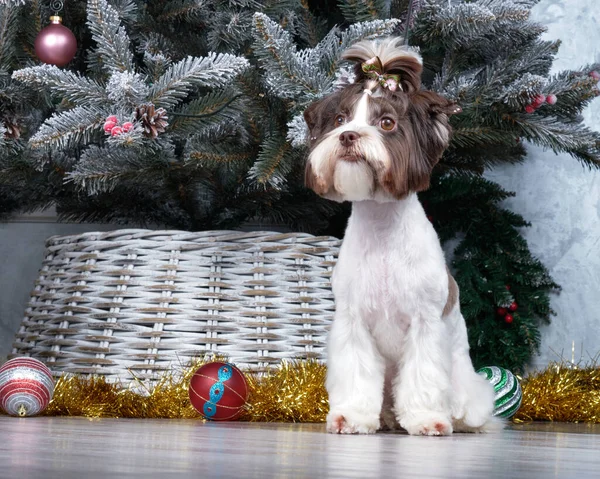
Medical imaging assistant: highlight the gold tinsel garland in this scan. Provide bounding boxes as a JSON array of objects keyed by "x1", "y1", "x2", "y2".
[
  {"x1": 513, "y1": 362, "x2": 600, "y2": 423},
  {"x1": 42, "y1": 358, "x2": 329, "y2": 422},
  {"x1": 2, "y1": 358, "x2": 600, "y2": 423}
]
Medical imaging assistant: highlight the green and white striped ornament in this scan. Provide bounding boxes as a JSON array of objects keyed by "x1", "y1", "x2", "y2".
[{"x1": 477, "y1": 366, "x2": 522, "y2": 418}]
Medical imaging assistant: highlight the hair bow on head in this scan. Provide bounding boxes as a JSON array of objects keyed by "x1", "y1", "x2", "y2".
[{"x1": 362, "y1": 56, "x2": 402, "y2": 92}]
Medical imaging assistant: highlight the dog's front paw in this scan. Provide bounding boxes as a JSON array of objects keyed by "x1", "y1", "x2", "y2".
[
  {"x1": 400, "y1": 412, "x2": 453, "y2": 436},
  {"x1": 326, "y1": 410, "x2": 379, "y2": 434}
]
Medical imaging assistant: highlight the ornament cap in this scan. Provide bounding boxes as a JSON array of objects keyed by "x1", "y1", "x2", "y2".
[{"x1": 49, "y1": 15, "x2": 62, "y2": 24}]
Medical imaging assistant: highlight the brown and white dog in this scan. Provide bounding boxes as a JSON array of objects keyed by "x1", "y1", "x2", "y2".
[{"x1": 304, "y1": 38, "x2": 499, "y2": 435}]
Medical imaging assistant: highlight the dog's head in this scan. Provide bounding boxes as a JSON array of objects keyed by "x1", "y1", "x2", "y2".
[{"x1": 304, "y1": 38, "x2": 461, "y2": 202}]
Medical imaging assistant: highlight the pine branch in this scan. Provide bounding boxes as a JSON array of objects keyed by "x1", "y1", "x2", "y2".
[
  {"x1": 169, "y1": 89, "x2": 244, "y2": 134},
  {"x1": 185, "y1": 143, "x2": 254, "y2": 169},
  {"x1": 414, "y1": 1, "x2": 531, "y2": 48},
  {"x1": 109, "y1": 0, "x2": 139, "y2": 24},
  {"x1": 500, "y1": 112, "x2": 600, "y2": 166},
  {"x1": 11, "y1": 65, "x2": 109, "y2": 107},
  {"x1": 296, "y1": 0, "x2": 326, "y2": 47},
  {"x1": 29, "y1": 106, "x2": 105, "y2": 150},
  {"x1": 252, "y1": 13, "x2": 399, "y2": 102},
  {"x1": 106, "y1": 70, "x2": 149, "y2": 109},
  {"x1": 86, "y1": 0, "x2": 135, "y2": 74},
  {"x1": 253, "y1": 12, "x2": 329, "y2": 100},
  {"x1": 65, "y1": 143, "x2": 176, "y2": 194},
  {"x1": 0, "y1": 5, "x2": 18, "y2": 70},
  {"x1": 248, "y1": 135, "x2": 294, "y2": 188},
  {"x1": 545, "y1": 67, "x2": 600, "y2": 118},
  {"x1": 156, "y1": 0, "x2": 207, "y2": 22},
  {"x1": 205, "y1": 10, "x2": 254, "y2": 52},
  {"x1": 149, "y1": 53, "x2": 249, "y2": 109},
  {"x1": 338, "y1": 0, "x2": 389, "y2": 23},
  {"x1": 450, "y1": 126, "x2": 517, "y2": 149}
]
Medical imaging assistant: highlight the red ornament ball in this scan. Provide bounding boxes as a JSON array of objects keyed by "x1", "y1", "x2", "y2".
[
  {"x1": 524, "y1": 105, "x2": 535, "y2": 114},
  {"x1": 508, "y1": 301, "x2": 518, "y2": 312},
  {"x1": 106, "y1": 115, "x2": 118, "y2": 124},
  {"x1": 505, "y1": 284, "x2": 511, "y2": 291},
  {"x1": 0, "y1": 357, "x2": 54, "y2": 417},
  {"x1": 504, "y1": 314, "x2": 514, "y2": 324},
  {"x1": 34, "y1": 16, "x2": 77, "y2": 67},
  {"x1": 546, "y1": 94, "x2": 557, "y2": 105},
  {"x1": 496, "y1": 307, "x2": 507, "y2": 316},
  {"x1": 122, "y1": 122, "x2": 134, "y2": 132},
  {"x1": 189, "y1": 362, "x2": 248, "y2": 420},
  {"x1": 590, "y1": 71, "x2": 600, "y2": 80}
]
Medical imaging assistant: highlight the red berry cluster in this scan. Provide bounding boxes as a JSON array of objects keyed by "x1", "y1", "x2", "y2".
[
  {"x1": 525, "y1": 93, "x2": 557, "y2": 114},
  {"x1": 589, "y1": 71, "x2": 600, "y2": 81},
  {"x1": 103, "y1": 115, "x2": 134, "y2": 137},
  {"x1": 496, "y1": 285, "x2": 518, "y2": 324}
]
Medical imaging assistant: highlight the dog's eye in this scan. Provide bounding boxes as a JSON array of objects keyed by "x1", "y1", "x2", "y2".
[
  {"x1": 380, "y1": 117, "x2": 396, "y2": 131},
  {"x1": 334, "y1": 114, "x2": 346, "y2": 126}
]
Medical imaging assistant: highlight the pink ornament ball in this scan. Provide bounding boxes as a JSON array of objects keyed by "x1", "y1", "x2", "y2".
[
  {"x1": 122, "y1": 122, "x2": 133, "y2": 132},
  {"x1": 106, "y1": 115, "x2": 118, "y2": 124},
  {"x1": 589, "y1": 71, "x2": 600, "y2": 80},
  {"x1": 111, "y1": 126, "x2": 123, "y2": 137},
  {"x1": 103, "y1": 121, "x2": 117, "y2": 133},
  {"x1": 546, "y1": 94, "x2": 557, "y2": 105},
  {"x1": 0, "y1": 358, "x2": 54, "y2": 417},
  {"x1": 34, "y1": 17, "x2": 77, "y2": 67},
  {"x1": 524, "y1": 105, "x2": 535, "y2": 114}
]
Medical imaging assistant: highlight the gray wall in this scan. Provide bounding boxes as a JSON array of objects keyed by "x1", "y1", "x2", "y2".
[{"x1": 0, "y1": 216, "x2": 118, "y2": 361}]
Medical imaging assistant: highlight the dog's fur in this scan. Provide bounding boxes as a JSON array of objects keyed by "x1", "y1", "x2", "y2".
[{"x1": 304, "y1": 38, "x2": 500, "y2": 435}]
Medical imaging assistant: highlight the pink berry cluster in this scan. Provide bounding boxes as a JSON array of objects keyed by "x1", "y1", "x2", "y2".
[
  {"x1": 524, "y1": 93, "x2": 557, "y2": 114},
  {"x1": 103, "y1": 115, "x2": 134, "y2": 137}
]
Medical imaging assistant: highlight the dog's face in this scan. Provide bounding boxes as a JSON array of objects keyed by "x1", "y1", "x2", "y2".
[{"x1": 304, "y1": 83, "x2": 460, "y2": 202}]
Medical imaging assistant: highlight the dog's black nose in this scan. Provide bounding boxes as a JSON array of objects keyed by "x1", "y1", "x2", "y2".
[{"x1": 339, "y1": 131, "x2": 359, "y2": 147}]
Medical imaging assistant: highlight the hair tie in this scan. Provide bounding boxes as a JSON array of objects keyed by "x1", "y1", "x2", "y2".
[{"x1": 362, "y1": 56, "x2": 402, "y2": 92}]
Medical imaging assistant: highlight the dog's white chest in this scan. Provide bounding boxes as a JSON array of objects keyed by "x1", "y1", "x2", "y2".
[
  {"x1": 331, "y1": 197, "x2": 449, "y2": 359},
  {"x1": 347, "y1": 247, "x2": 418, "y2": 357}
]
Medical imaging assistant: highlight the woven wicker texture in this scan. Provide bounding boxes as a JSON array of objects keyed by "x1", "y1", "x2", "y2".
[{"x1": 11, "y1": 230, "x2": 340, "y2": 383}]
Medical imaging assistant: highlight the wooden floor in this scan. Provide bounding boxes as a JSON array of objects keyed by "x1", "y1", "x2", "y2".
[{"x1": 1, "y1": 417, "x2": 600, "y2": 478}]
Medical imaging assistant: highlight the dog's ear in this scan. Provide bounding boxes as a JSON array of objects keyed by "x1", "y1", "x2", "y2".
[
  {"x1": 303, "y1": 97, "x2": 332, "y2": 135},
  {"x1": 382, "y1": 90, "x2": 460, "y2": 198},
  {"x1": 408, "y1": 90, "x2": 460, "y2": 191},
  {"x1": 303, "y1": 93, "x2": 344, "y2": 145},
  {"x1": 411, "y1": 90, "x2": 460, "y2": 161},
  {"x1": 303, "y1": 100, "x2": 320, "y2": 132}
]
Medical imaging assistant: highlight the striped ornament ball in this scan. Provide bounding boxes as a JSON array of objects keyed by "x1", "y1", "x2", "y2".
[
  {"x1": 477, "y1": 365, "x2": 522, "y2": 418},
  {"x1": 0, "y1": 357, "x2": 54, "y2": 417}
]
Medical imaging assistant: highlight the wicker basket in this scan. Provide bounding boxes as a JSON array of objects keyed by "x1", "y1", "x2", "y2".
[{"x1": 10, "y1": 229, "x2": 340, "y2": 383}]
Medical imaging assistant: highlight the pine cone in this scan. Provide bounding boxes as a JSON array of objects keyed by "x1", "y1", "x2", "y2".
[
  {"x1": 3, "y1": 118, "x2": 21, "y2": 139},
  {"x1": 134, "y1": 104, "x2": 168, "y2": 138}
]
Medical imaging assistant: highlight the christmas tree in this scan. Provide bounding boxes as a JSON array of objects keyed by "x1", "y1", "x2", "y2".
[{"x1": 1, "y1": 0, "x2": 599, "y2": 372}]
